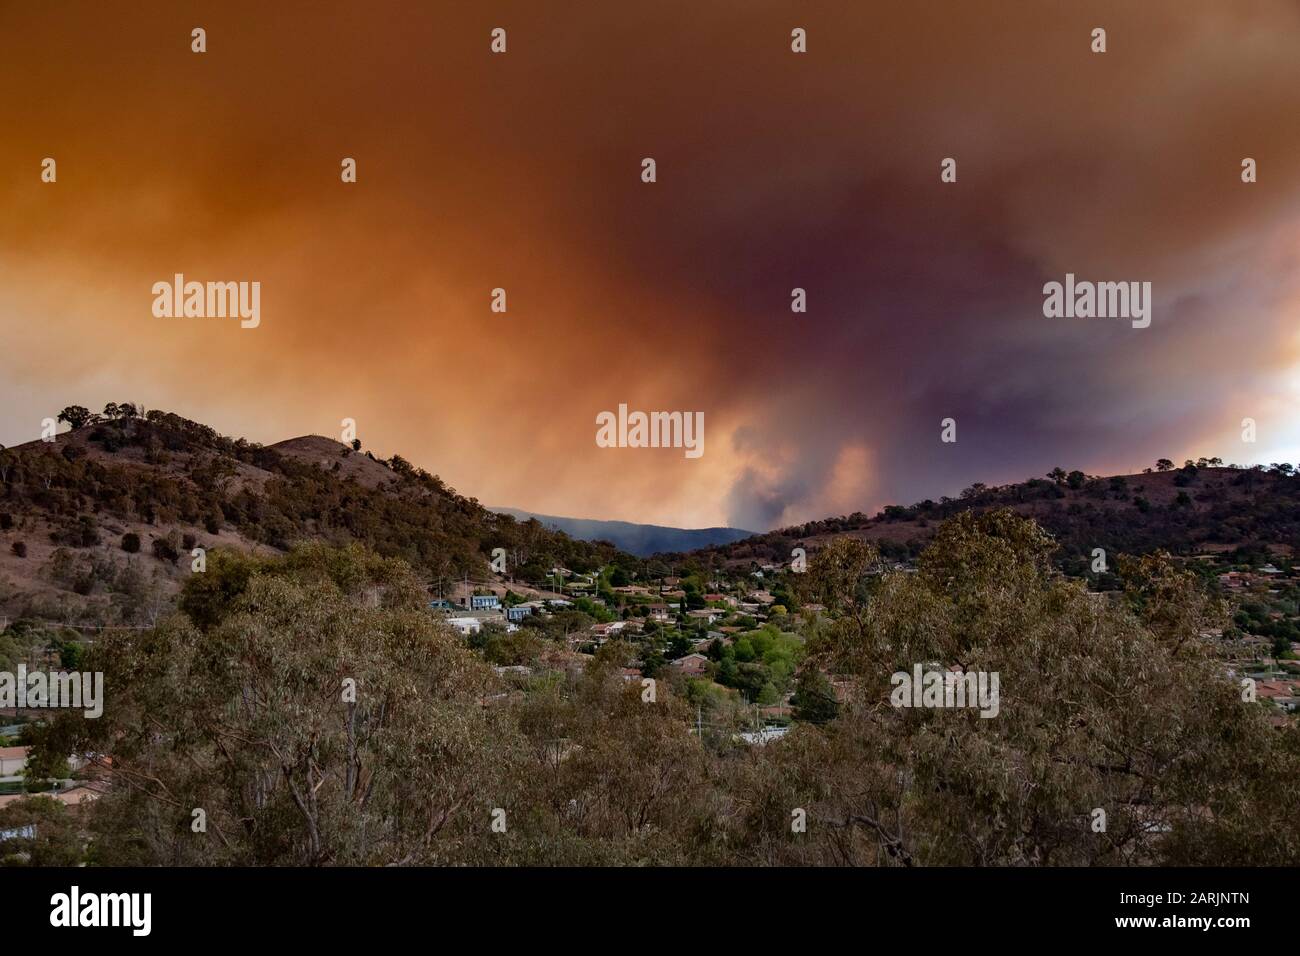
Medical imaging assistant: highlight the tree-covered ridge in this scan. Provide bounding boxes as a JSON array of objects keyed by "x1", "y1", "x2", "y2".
[
  {"x1": 683, "y1": 460, "x2": 1300, "y2": 569},
  {"x1": 0, "y1": 404, "x2": 623, "y2": 599}
]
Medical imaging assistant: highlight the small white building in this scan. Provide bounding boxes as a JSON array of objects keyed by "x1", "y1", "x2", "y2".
[
  {"x1": 446, "y1": 616, "x2": 483, "y2": 636},
  {"x1": 737, "y1": 726, "x2": 790, "y2": 746},
  {"x1": 0, "y1": 746, "x2": 28, "y2": 776}
]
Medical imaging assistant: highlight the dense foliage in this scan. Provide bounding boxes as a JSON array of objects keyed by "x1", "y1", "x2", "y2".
[{"x1": 16, "y1": 512, "x2": 1298, "y2": 866}]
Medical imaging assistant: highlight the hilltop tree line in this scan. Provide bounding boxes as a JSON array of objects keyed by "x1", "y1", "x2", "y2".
[
  {"x1": 0, "y1": 405, "x2": 622, "y2": 589},
  {"x1": 688, "y1": 458, "x2": 1300, "y2": 567}
]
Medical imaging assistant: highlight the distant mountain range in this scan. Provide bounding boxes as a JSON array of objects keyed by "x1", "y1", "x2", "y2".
[{"x1": 490, "y1": 507, "x2": 757, "y2": 557}]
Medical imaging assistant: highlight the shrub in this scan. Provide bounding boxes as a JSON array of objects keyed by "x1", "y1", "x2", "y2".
[
  {"x1": 121, "y1": 533, "x2": 141, "y2": 553},
  {"x1": 151, "y1": 537, "x2": 179, "y2": 564},
  {"x1": 75, "y1": 516, "x2": 99, "y2": 547},
  {"x1": 11, "y1": 541, "x2": 27, "y2": 558},
  {"x1": 49, "y1": 516, "x2": 99, "y2": 548}
]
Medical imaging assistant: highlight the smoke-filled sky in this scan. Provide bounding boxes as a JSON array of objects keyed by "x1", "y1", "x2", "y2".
[{"x1": 2, "y1": 1, "x2": 1299, "y2": 531}]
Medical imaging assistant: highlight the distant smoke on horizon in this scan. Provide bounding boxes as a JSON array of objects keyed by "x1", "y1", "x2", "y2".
[{"x1": 3, "y1": 1, "x2": 1299, "y2": 531}]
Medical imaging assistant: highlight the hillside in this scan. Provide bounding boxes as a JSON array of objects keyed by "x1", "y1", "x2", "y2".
[
  {"x1": 489, "y1": 507, "x2": 756, "y2": 557},
  {"x1": 678, "y1": 462, "x2": 1300, "y2": 572},
  {"x1": 0, "y1": 406, "x2": 623, "y2": 626},
  {"x1": 4, "y1": 406, "x2": 1299, "y2": 627}
]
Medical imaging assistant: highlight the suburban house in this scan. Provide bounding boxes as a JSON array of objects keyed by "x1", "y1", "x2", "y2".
[
  {"x1": 506, "y1": 603, "x2": 536, "y2": 623},
  {"x1": 647, "y1": 603, "x2": 670, "y2": 622},
  {"x1": 668, "y1": 653, "x2": 710, "y2": 677},
  {"x1": 0, "y1": 746, "x2": 28, "y2": 776},
  {"x1": 0, "y1": 779, "x2": 108, "y2": 812},
  {"x1": 1257, "y1": 679, "x2": 1300, "y2": 712},
  {"x1": 737, "y1": 725, "x2": 791, "y2": 746},
  {"x1": 588, "y1": 621, "x2": 627, "y2": 644},
  {"x1": 446, "y1": 616, "x2": 484, "y2": 636},
  {"x1": 470, "y1": 594, "x2": 501, "y2": 611}
]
